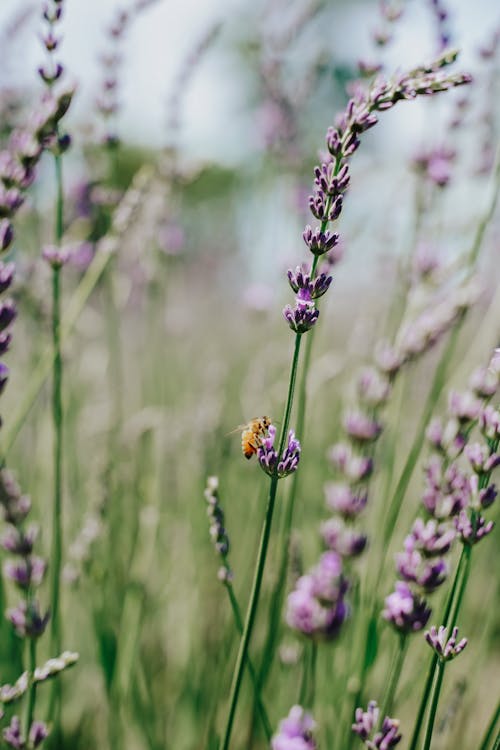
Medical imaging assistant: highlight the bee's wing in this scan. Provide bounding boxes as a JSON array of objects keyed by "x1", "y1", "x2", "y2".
[{"x1": 225, "y1": 424, "x2": 247, "y2": 436}]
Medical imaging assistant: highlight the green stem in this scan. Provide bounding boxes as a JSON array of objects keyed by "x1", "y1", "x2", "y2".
[
  {"x1": 48, "y1": 152, "x2": 65, "y2": 725},
  {"x1": 421, "y1": 659, "x2": 445, "y2": 750},
  {"x1": 49, "y1": 267, "x2": 63, "y2": 662},
  {"x1": 220, "y1": 334, "x2": 302, "y2": 750},
  {"x1": 225, "y1": 582, "x2": 272, "y2": 741},
  {"x1": 379, "y1": 634, "x2": 407, "y2": 723},
  {"x1": 24, "y1": 636, "x2": 37, "y2": 738},
  {"x1": 408, "y1": 653, "x2": 439, "y2": 750},
  {"x1": 478, "y1": 701, "x2": 500, "y2": 750}
]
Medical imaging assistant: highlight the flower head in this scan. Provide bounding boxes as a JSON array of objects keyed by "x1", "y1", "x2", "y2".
[
  {"x1": 258, "y1": 425, "x2": 301, "y2": 478},
  {"x1": 425, "y1": 625, "x2": 467, "y2": 661},
  {"x1": 272, "y1": 705, "x2": 317, "y2": 750},
  {"x1": 383, "y1": 581, "x2": 431, "y2": 633},
  {"x1": 352, "y1": 701, "x2": 402, "y2": 749}
]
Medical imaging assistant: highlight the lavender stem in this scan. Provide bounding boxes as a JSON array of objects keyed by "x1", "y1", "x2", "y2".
[
  {"x1": 23, "y1": 635, "x2": 38, "y2": 737},
  {"x1": 379, "y1": 633, "x2": 407, "y2": 724},
  {"x1": 478, "y1": 700, "x2": 500, "y2": 750},
  {"x1": 421, "y1": 659, "x2": 445, "y2": 750},
  {"x1": 220, "y1": 333, "x2": 302, "y2": 750}
]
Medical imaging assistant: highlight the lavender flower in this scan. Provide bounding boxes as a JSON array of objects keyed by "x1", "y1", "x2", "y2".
[
  {"x1": 321, "y1": 517, "x2": 367, "y2": 557},
  {"x1": 383, "y1": 581, "x2": 431, "y2": 633},
  {"x1": 257, "y1": 425, "x2": 301, "y2": 478},
  {"x1": 302, "y1": 224, "x2": 340, "y2": 257},
  {"x1": 204, "y1": 475, "x2": 232, "y2": 580},
  {"x1": 465, "y1": 442, "x2": 500, "y2": 474},
  {"x1": 425, "y1": 625, "x2": 468, "y2": 661},
  {"x1": 422, "y1": 456, "x2": 470, "y2": 518},
  {"x1": 272, "y1": 705, "x2": 317, "y2": 750},
  {"x1": 454, "y1": 510, "x2": 494, "y2": 545},
  {"x1": 395, "y1": 545, "x2": 447, "y2": 592},
  {"x1": 357, "y1": 367, "x2": 391, "y2": 408},
  {"x1": 407, "y1": 518, "x2": 455, "y2": 556},
  {"x1": 283, "y1": 289, "x2": 320, "y2": 334},
  {"x1": 286, "y1": 551, "x2": 349, "y2": 639},
  {"x1": 287, "y1": 264, "x2": 332, "y2": 300},
  {"x1": 343, "y1": 410, "x2": 383, "y2": 443},
  {"x1": 324, "y1": 482, "x2": 368, "y2": 518},
  {"x1": 352, "y1": 701, "x2": 402, "y2": 748}
]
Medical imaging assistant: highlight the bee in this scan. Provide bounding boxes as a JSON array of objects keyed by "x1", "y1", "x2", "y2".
[{"x1": 229, "y1": 416, "x2": 272, "y2": 459}]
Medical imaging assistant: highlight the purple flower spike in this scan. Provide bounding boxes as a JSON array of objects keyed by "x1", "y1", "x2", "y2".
[
  {"x1": 42, "y1": 244, "x2": 71, "y2": 269},
  {"x1": 395, "y1": 547, "x2": 447, "y2": 592},
  {"x1": 257, "y1": 425, "x2": 301, "y2": 479},
  {"x1": 465, "y1": 442, "x2": 500, "y2": 474},
  {"x1": 272, "y1": 705, "x2": 317, "y2": 750},
  {"x1": 425, "y1": 625, "x2": 467, "y2": 661},
  {"x1": 480, "y1": 406, "x2": 500, "y2": 440},
  {"x1": 448, "y1": 390, "x2": 482, "y2": 423},
  {"x1": 29, "y1": 721, "x2": 49, "y2": 748},
  {"x1": 287, "y1": 264, "x2": 332, "y2": 300},
  {"x1": 343, "y1": 410, "x2": 382, "y2": 443},
  {"x1": 454, "y1": 510, "x2": 494, "y2": 545},
  {"x1": 469, "y1": 365, "x2": 498, "y2": 398},
  {"x1": 329, "y1": 442, "x2": 373, "y2": 481},
  {"x1": 3, "y1": 715, "x2": 23, "y2": 749},
  {"x1": 283, "y1": 290, "x2": 319, "y2": 334},
  {"x1": 357, "y1": 367, "x2": 391, "y2": 407},
  {"x1": 352, "y1": 701, "x2": 402, "y2": 748},
  {"x1": 7, "y1": 600, "x2": 50, "y2": 638},
  {"x1": 321, "y1": 517, "x2": 367, "y2": 557},
  {"x1": 383, "y1": 581, "x2": 431, "y2": 633},
  {"x1": 286, "y1": 552, "x2": 349, "y2": 640},
  {"x1": 324, "y1": 482, "x2": 367, "y2": 518},
  {"x1": 408, "y1": 518, "x2": 455, "y2": 556}
]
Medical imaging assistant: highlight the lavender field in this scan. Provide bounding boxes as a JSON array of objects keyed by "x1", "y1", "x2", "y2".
[{"x1": 0, "y1": 0, "x2": 498, "y2": 748}]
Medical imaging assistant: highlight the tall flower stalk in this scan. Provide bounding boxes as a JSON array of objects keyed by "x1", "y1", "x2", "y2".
[
  {"x1": 219, "y1": 50, "x2": 471, "y2": 749},
  {"x1": 37, "y1": 0, "x2": 75, "y2": 725}
]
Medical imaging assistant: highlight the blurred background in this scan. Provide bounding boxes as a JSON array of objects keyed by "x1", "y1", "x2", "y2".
[{"x1": 0, "y1": 1, "x2": 498, "y2": 749}]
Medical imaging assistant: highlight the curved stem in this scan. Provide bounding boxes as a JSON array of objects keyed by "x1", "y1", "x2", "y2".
[
  {"x1": 225, "y1": 582, "x2": 272, "y2": 741},
  {"x1": 422, "y1": 659, "x2": 445, "y2": 750},
  {"x1": 408, "y1": 653, "x2": 439, "y2": 750},
  {"x1": 220, "y1": 335, "x2": 303, "y2": 750}
]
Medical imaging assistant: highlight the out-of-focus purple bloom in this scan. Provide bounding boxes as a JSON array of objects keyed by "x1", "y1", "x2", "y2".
[
  {"x1": 324, "y1": 482, "x2": 367, "y2": 518},
  {"x1": 395, "y1": 546, "x2": 447, "y2": 592},
  {"x1": 465, "y1": 442, "x2": 500, "y2": 474},
  {"x1": 408, "y1": 518, "x2": 455, "y2": 556},
  {"x1": 157, "y1": 222, "x2": 185, "y2": 256},
  {"x1": 257, "y1": 425, "x2": 301, "y2": 478},
  {"x1": 4, "y1": 556, "x2": 46, "y2": 589},
  {"x1": 422, "y1": 456, "x2": 470, "y2": 518},
  {"x1": 29, "y1": 721, "x2": 49, "y2": 748},
  {"x1": 357, "y1": 367, "x2": 391, "y2": 407},
  {"x1": 343, "y1": 410, "x2": 382, "y2": 443},
  {"x1": 448, "y1": 390, "x2": 482, "y2": 423},
  {"x1": 425, "y1": 417, "x2": 466, "y2": 459},
  {"x1": 283, "y1": 289, "x2": 319, "y2": 334},
  {"x1": 287, "y1": 264, "x2": 332, "y2": 300},
  {"x1": 0, "y1": 332, "x2": 11, "y2": 356},
  {"x1": 329, "y1": 442, "x2": 373, "y2": 481},
  {"x1": 204, "y1": 476, "x2": 231, "y2": 574},
  {"x1": 272, "y1": 705, "x2": 317, "y2": 750},
  {"x1": 374, "y1": 340, "x2": 404, "y2": 376},
  {"x1": 7, "y1": 600, "x2": 50, "y2": 638},
  {"x1": 412, "y1": 146, "x2": 455, "y2": 187},
  {"x1": 321, "y1": 517, "x2": 367, "y2": 557},
  {"x1": 42, "y1": 244, "x2": 71, "y2": 269},
  {"x1": 425, "y1": 625, "x2": 467, "y2": 661},
  {"x1": 469, "y1": 365, "x2": 498, "y2": 398},
  {"x1": 412, "y1": 241, "x2": 442, "y2": 280},
  {"x1": 454, "y1": 510, "x2": 494, "y2": 545},
  {"x1": 352, "y1": 700, "x2": 402, "y2": 748},
  {"x1": 0, "y1": 186, "x2": 24, "y2": 217},
  {"x1": 3, "y1": 715, "x2": 23, "y2": 749},
  {"x1": 383, "y1": 581, "x2": 431, "y2": 633},
  {"x1": 1, "y1": 524, "x2": 38, "y2": 555},
  {"x1": 480, "y1": 405, "x2": 500, "y2": 440},
  {"x1": 286, "y1": 551, "x2": 349, "y2": 640}
]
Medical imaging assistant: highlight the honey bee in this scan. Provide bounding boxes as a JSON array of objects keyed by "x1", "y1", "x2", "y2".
[{"x1": 229, "y1": 416, "x2": 272, "y2": 459}]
